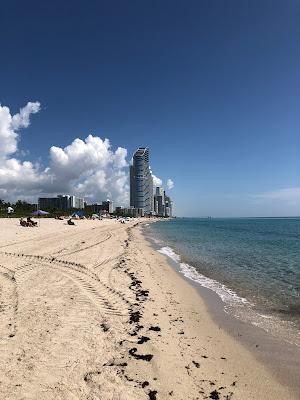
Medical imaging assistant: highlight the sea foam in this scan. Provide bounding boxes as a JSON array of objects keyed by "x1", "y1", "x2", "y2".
[{"x1": 158, "y1": 246, "x2": 250, "y2": 307}]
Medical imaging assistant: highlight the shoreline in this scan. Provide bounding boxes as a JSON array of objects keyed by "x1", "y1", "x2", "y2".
[
  {"x1": 0, "y1": 218, "x2": 298, "y2": 399},
  {"x1": 142, "y1": 222, "x2": 300, "y2": 395},
  {"x1": 144, "y1": 219, "x2": 300, "y2": 348}
]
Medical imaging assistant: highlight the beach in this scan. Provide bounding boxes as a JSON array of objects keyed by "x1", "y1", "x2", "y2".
[{"x1": 0, "y1": 218, "x2": 298, "y2": 399}]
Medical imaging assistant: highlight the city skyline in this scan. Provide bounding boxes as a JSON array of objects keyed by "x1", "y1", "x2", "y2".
[
  {"x1": 0, "y1": 1, "x2": 299, "y2": 217},
  {"x1": 130, "y1": 147, "x2": 173, "y2": 217},
  {"x1": 33, "y1": 146, "x2": 174, "y2": 217}
]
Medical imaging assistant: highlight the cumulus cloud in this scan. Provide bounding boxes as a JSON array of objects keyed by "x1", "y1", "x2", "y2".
[
  {"x1": 0, "y1": 101, "x2": 40, "y2": 159},
  {"x1": 152, "y1": 174, "x2": 162, "y2": 187},
  {"x1": 11, "y1": 102, "x2": 41, "y2": 130},
  {"x1": 167, "y1": 178, "x2": 174, "y2": 190},
  {"x1": 0, "y1": 102, "x2": 47, "y2": 201},
  {"x1": 0, "y1": 101, "x2": 129, "y2": 205},
  {"x1": 48, "y1": 135, "x2": 129, "y2": 204}
]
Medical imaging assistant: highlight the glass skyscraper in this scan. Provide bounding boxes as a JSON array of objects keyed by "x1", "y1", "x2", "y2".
[{"x1": 130, "y1": 147, "x2": 153, "y2": 214}]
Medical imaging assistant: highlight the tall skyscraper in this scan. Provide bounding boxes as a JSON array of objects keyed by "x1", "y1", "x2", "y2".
[
  {"x1": 130, "y1": 147, "x2": 153, "y2": 214},
  {"x1": 164, "y1": 194, "x2": 173, "y2": 217},
  {"x1": 153, "y1": 187, "x2": 173, "y2": 217},
  {"x1": 154, "y1": 186, "x2": 165, "y2": 216}
]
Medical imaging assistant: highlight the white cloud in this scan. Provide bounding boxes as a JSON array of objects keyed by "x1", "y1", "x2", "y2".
[
  {"x1": 0, "y1": 102, "x2": 47, "y2": 201},
  {"x1": 152, "y1": 174, "x2": 162, "y2": 187},
  {"x1": 0, "y1": 102, "x2": 129, "y2": 205},
  {"x1": 0, "y1": 101, "x2": 40, "y2": 160},
  {"x1": 48, "y1": 135, "x2": 129, "y2": 204},
  {"x1": 167, "y1": 178, "x2": 174, "y2": 190},
  {"x1": 11, "y1": 102, "x2": 41, "y2": 130}
]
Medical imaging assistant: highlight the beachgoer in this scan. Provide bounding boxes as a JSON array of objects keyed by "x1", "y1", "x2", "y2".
[
  {"x1": 27, "y1": 217, "x2": 37, "y2": 226},
  {"x1": 20, "y1": 218, "x2": 28, "y2": 227}
]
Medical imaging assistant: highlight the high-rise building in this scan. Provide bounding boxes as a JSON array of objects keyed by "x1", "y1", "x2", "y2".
[
  {"x1": 164, "y1": 195, "x2": 173, "y2": 217},
  {"x1": 70, "y1": 195, "x2": 84, "y2": 209},
  {"x1": 130, "y1": 147, "x2": 154, "y2": 214},
  {"x1": 154, "y1": 186, "x2": 165, "y2": 216},
  {"x1": 153, "y1": 187, "x2": 173, "y2": 217}
]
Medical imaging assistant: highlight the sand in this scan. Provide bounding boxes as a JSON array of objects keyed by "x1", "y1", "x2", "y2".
[{"x1": 0, "y1": 218, "x2": 297, "y2": 399}]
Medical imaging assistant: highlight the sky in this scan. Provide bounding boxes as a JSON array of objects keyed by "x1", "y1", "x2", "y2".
[{"x1": 0, "y1": 0, "x2": 299, "y2": 217}]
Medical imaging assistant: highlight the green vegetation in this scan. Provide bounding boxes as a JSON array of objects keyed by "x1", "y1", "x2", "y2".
[
  {"x1": 0, "y1": 199, "x2": 37, "y2": 218},
  {"x1": 0, "y1": 199, "x2": 94, "y2": 218}
]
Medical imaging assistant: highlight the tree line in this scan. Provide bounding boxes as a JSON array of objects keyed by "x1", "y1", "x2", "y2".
[{"x1": 0, "y1": 200, "x2": 36, "y2": 217}]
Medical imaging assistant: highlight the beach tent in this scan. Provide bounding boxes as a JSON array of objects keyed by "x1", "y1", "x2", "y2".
[
  {"x1": 7, "y1": 207, "x2": 14, "y2": 216},
  {"x1": 32, "y1": 210, "x2": 49, "y2": 216},
  {"x1": 32, "y1": 210, "x2": 49, "y2": 226},
  {"x1": 71, "y1": 211, "x2": 84, "y2": 218}
]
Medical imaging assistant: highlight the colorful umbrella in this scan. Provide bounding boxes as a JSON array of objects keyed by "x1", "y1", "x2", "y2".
[
  {"x1": 32, "y1": 210, "x2": 49, "y2": 216},
  {"x1": 32, "y1": 210, "x2": 49, "y2": 226}
]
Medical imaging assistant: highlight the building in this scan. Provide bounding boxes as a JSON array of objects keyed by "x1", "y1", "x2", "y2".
[
  {"x1": 101, "y1": 200, "x2": 114, "y2": 214},
  {"x1": 84, "y1": 203, "x2": 103, "y2": 214},
  {"x1": 130, "y1": 147, "x2": 153, "y2": 214},
  {"x1": 164, "y1": 195, "x2": 173, "y2": 217},
  {"x1": 153, "y1": 187, "x2": 173, "y2": 217},
  {"x1": 116, "y1": 207, "x2": 144, "y2": 218},
  {"x1": 154, "y1": 187, "x2": 165, "y2": 216},
  {"x1": 85, "y1": 200, "x2": 114, "y2": 214},
  {"x1": 70, "y1": 195, "x2": 84, "y2": 209},
  {"x1": 38, "y1": 195, "x2": 85, "y2": 211},
  {"x1": 115, "y1": 206, "x2": 124, "y2": 215}
]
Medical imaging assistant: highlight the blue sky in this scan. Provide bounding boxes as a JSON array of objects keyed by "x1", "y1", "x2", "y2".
[{"x1": 0, "y1": 0, "x2": 299, "y2": 216}]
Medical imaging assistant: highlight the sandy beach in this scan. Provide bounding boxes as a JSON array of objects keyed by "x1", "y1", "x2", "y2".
[{"x1": 0, "y1": 218, "x2": 298, "y2": 399}]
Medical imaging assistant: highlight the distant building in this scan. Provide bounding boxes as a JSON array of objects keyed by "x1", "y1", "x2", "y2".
[
  {"x1": 154, "y1": 187, "x2": 165, "y2": 216},
  {"x1": 85, "y1": 200, "x2": 114, "y2": 214},
  {"x1": 70, "y1": 195, "x2": 84, "y2": 209},
  {"x1": 116, "y1": 207, "x2": 144, "y2": 218},
  {"x1": 38, "y1": 195, "x2": 85, "y2": 211},
  {"x1": 101, "y1": 200, "x2": 114, "y2": 214},
  {"x1": 164, "y1": 195, "x2": 173, "y2": 217},
  {"x1": 84, "y1": 203, "x2": 102, "y2": 214},
  {"x1": 115, "y1": 206, "x2": 124, "y2": 215},
  {"x1": 130, "y1": 147, "x2": 153, "y2": 214},
  {"x1": 129, "y1": 146, "x2": 174, "y2": 217},
  {"x1": 153, "y1": 187, "x2": 173, "y2": 217}
]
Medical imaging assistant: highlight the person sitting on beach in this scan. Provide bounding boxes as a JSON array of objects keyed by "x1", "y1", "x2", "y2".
[
  {"x1": 67, "y1": 218, "x2": 75, "y2": 226},
  {"x1": 20, "y1": 218, "x2": 28, "y2": 227},
  {"x1": 27, "y1": 217, "x2": 37, "y2": 227}
]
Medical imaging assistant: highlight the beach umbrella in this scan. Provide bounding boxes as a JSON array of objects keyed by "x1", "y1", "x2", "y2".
[
  {"x1": 32, "y1": 210, "x2": 49, "y2": 216},
  {"x1": 7, "y1": 207, "x2": 14, "y2": 215},
  {"x1": 32, "y1": 210, "x2": 49, "y2": 226}
]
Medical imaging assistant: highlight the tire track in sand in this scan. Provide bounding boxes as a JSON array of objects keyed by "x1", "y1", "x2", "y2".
[
  {"x1": 0, "y1": 264, "x2": 18, "y2": 340},
  {"x1": 54, "y1": 233, "x2": 113, "y2": 257},
  {"x1": 0, "y1": 252, "x2": 132, "y2": 316}
]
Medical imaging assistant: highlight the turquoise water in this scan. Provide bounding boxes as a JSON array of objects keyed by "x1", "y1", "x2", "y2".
[{"x1": 145, "y1": 218, "x2": 300, "y2": 344}]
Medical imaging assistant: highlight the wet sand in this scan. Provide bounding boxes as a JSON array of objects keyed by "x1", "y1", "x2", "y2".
[
  {"x1": 151, "y1": 240, "x2": 300, "y2": 394},
  {"x1": 0, "y1": 218, "x2": 298, "y2": 399}
]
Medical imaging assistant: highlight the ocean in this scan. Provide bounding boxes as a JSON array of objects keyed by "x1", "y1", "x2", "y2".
[{"x1": 145, "y1": 218, "x2": 300, "y2": 346}]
